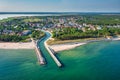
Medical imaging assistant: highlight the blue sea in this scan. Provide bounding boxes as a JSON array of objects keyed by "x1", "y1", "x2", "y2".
[{"x1": 0, "y1": 41, "x2": 120, "y2": 80}]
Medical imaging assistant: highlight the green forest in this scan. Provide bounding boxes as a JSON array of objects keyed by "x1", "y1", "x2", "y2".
[
  {"x1": 0, "y1": 35, "x2": 29, "y2": 42},
  {"x1": 52, "y1": 27, "x2": 120, "y2": 40}
]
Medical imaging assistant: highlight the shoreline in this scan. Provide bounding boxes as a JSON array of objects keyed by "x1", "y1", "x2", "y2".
[
  {"x1": 50, "y1": 37, "x2": 120, "y2": 52},
  {"x1": 0, "y1": 37, "x2": 120, "y2": 51}
]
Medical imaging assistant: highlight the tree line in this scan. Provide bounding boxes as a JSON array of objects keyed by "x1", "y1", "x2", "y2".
[
  {"x1": 52, "y1": 27, "x2": 120, "y2": 40},
  {"x1": 31, "y1": 30, "x2": 45, "y2": 40},
  {"x1": 0, "y1": 35, "x2": 28, "y2": 42}
]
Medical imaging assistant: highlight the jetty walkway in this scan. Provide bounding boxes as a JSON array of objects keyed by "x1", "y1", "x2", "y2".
[
  {"x1": 44, "y1": 31, "x2": 62, "y2": 67},
  {"x1": 31, "y1": 38, "x2": 45, "y2": 65}
]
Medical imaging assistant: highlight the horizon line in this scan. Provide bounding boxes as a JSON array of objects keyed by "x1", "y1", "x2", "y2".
[{"x1": 0, "y1": 12, "x2": 120, "y2": 14}]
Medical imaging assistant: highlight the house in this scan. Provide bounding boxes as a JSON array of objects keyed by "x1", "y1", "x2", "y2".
[
  {"x1": 89, "y1": 25, "x2": 96, "y2": 31},
  {"x1": 3, "y1": 30, "x2": 13, "y2": 34},
  {"x1": 96, "y1": 26, "x2": 102, "y2": 30},
  {"x1": 82, "y1": 27, "x2": 86, "y2": 32},
  {"x1": 22, "y1": 30, "x2": 32, "y2": 36}
]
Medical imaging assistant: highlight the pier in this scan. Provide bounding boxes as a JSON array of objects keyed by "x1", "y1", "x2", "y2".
[
  {"x1": 31, "y1": 31, "x2": 62, "y2": 67},
  {"x1": 32, "y1": 38, "x2": 45, "y2": 65},
  {"x1": 44, "y1": 32, "x2": 62, "y2": 67}
]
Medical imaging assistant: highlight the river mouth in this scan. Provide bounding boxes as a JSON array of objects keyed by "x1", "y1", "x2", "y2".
[{"x1": 37, "y1": 31, "x2": 63, "y2": 67}]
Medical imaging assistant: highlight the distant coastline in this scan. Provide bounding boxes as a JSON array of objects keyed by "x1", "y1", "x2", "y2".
[{"x1": 0, "y1": 12, "x2": 120, "y2": 20}]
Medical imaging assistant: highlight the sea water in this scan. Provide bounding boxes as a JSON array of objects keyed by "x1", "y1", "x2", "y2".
[{"x1": 0, "y1": 41, "x2": 120, "y2": 80}]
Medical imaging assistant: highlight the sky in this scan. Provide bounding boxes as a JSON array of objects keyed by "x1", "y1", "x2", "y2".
[{"x1": 0, "y1": 0, "x2": 120, "y2": 12}]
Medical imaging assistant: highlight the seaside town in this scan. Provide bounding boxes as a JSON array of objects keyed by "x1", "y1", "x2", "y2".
[
  {"x1": 0, "y1": 15, "x2": 120, "y2": 42},
  {"x1": 0, "y1": 14, "x2": 120, "y2": 51}
]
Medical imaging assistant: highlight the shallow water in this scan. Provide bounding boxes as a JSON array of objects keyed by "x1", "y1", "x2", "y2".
[{"x1": 0, "y1": 41, "x2": 120, "y2": 80}]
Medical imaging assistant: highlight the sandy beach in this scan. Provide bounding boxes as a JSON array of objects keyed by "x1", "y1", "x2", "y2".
[
  {"x1": 50, "y1": 42, "x2": 86, "y2": 52},
  {"x1": 0, "y1": 42, "x2": 35, "y2": 49},
  {"x1": 50, "y1": 37, "x2": 120, "y2": 52},
  {"x1": 0, "y1": 37, "x2": 120, "y2": 51}
]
